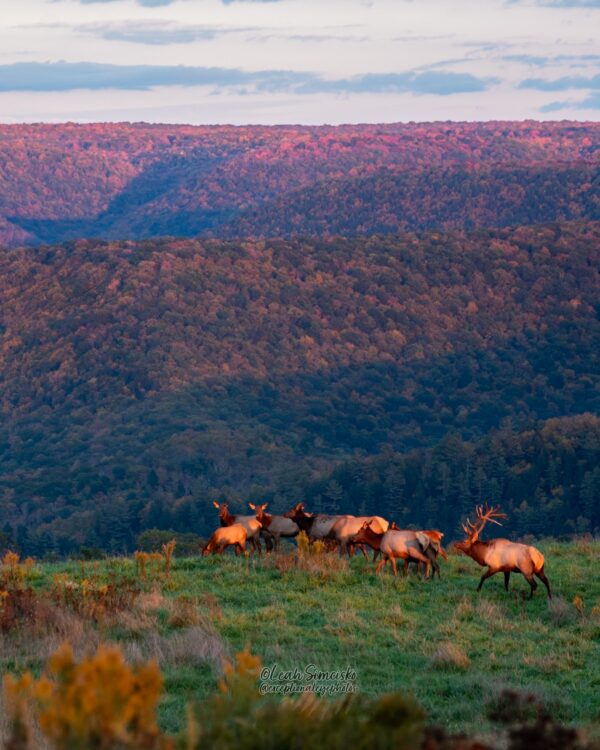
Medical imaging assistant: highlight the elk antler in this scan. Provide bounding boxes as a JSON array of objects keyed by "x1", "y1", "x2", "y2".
[
  {"x1": 461, "y1": 504, "x2": 507, "y2": 540},
  {"x1": 473, "y1": 503, "x2": 507, "y2": 536}
]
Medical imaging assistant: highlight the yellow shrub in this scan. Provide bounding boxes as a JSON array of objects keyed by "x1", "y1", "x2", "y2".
[
  {"x1": 3, "y1": 642, "x2": 170, "y2": 749},
  {"x1": 161, "y1": 540, "x2": 176, "y2": 578}
]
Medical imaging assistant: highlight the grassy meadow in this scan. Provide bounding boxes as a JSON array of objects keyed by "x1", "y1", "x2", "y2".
[{"x1": 1, "y1": 539, "x2": 599, "y2": 741}]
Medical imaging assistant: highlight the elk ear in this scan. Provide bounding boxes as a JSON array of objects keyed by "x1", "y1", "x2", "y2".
[
  {"x1": 213, "y1": 501, "x2": 220, "y2": 509},
  {"x1": 261, "y1": 503, "x2": 268, "y2": 511},
  {"x1": 249, "y1": 503, "x2": 256, "y2": 510}
]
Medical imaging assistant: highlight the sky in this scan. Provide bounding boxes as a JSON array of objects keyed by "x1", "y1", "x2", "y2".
[{"x1": 1, "y1": 0, "x2": 599, "y2": 124}]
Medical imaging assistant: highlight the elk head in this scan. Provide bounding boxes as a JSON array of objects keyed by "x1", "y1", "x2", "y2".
[
  {"x1": 284, "y1": 503, "x2": 315, "y2": 532},
  {"x1": 249, "y1": 502, "x2": 270, "y2": 527},
  {"x1": 454, "y1": 503, "x2": 507, "y2": 555},
  {"x1": 213, "y1": 501, "x2": 234, "y2": 525},
  {"x1": 284, "y1": 503, "x2": 309, "y2": 521},
  {"x1": 352, "y1": 520, "x2": 383, "y2": 547}
]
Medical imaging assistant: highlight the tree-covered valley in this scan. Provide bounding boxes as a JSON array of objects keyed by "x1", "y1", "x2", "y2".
[{"x1": 0, "y1": 221, "x2": 598, "y2": 553}]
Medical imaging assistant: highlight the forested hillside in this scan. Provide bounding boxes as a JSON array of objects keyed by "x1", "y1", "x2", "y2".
[
  {"x1": 0, "y1": 121, "x2": 598, "y2": 247},
  {"x1": 0, "y1": 222, "x2": 598, "y2": 553}
]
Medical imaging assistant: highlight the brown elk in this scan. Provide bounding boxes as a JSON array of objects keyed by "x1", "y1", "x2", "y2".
[
  {"x1": 213, "y1": 501, "x2": 262, "y2": 555},
  {"x1": 454, "y1": 504, "x2": 551, "y2": 598},
  {"x1": 202, "y1": 524, "x2": 247, "y2": 556},
  {"x1": 249, "y1": 502, "x2": 299, "y2": 551}
]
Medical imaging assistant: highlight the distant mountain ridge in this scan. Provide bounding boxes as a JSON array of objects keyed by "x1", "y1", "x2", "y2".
[{"x1": 1, "y1": 121, "x2": 599, "y2": 247}]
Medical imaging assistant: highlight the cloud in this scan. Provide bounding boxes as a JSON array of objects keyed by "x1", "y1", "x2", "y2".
[
  {"x1": 70, "y1": 21, "x2": 364, "y2": 46},
  {"x1": 504, "y1": 54, "x2": 600, "y2": 67},
  {"x1": 534, "y1": 0, "x2": 600, "y2": 6},
  {"x1": 541, "y1": 91, "x2": 600, "y2": 110},
  {"x1": 77, "y1": 21, "x2": 254, "y2": 45},
  {"x1": 76, "y1": 0, "x2": 283, "y2": 4},
  {"x1": 318, "y1": 70, "x2": 495, "y2": 95},
  {"x1": 0, "y1": 61, "x2": 307, "y2": 92},
  {"x1": 519, "y1": 73, "x2": 600, "y2": 90},
  {"x1": 78, "y1": 0, "x2": 178, "y2": 5},
  {"x1": 0, "y1": 61, "x2": 496, "y2": 96}
]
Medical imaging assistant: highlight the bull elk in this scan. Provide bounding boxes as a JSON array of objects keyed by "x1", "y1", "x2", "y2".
[
  {"x1": 213, "y1": 501, "x2": 263, "y2": 555},
  {"x1": 249, "y1": 502, "x2": 299, "y2": 551},
  {"x1": 202, "y1": 524, "x2": 247, "y2": 556},
  {"x1": 454, "y1": 504, "x2": 551, "y2": 598}
]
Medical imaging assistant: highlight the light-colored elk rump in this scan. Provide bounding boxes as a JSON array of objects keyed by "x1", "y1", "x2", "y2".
[
  {"x1": 454, "y1": 504, "x2": 551, "y2": 598},
  {"x1": 389, "y1": 523, "x2": 448, "y2": 578},
  {"x1": 202, "y1": 524, "x2": 247, "y2": 556},
  {"x1": 351, "y1": 522, "x2": 431, "y2": 577},
  {"x1": 213, "y1": 501, "x2": 262, "y2": 555},
  {"x1": 249, "y1": 503, "x2": 299, "y2": 551},
  {"x1": 378, "y1": 529, "x2": 432, "y2": 577},
  {"x1": 327, "y1": 515, "x2": 389, "y2": 557},
  {"x1": 283, "y1": 503, "x2": 350, "y2": 542},
  {"x1": 352, "y1": 522, "x2": 445, "y2": 577}
]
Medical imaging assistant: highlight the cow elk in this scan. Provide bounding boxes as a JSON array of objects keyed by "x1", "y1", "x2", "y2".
[
  {"x1": 389, "y1": 522, "x2": 448, "y2": 577},
  {"x1": 213, "y1": 501, "x2": 263, "y2": 555},
  {"x1": 326, "y1": 515, "x2": 389, "y2": 557},
  {"x1": 351, "y1": 522, "x2": 437, "y2": 577},
  {"x1": 249, "y1": 502, "x2": 299, "y2": 551},
  {"x1": 284, "y1": 503, "x2": 349, "y2": 543},
  {"x1": 352, "y1": 522, "x2": 446, "y2": 578},
  {"x1": 202, "y1": 524, "x2": 247, "y2": 556},
  {"x1": 454, "y1": 504, "x2": 551, "y2": 598}
]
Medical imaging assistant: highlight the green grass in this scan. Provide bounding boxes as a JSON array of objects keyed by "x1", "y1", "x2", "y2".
[{"x1": 5, "y1": 540, "x2": 600, "y2": 737}]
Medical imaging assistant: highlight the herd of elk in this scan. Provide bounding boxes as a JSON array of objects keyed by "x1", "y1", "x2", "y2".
[{"x1": 203, "y1": 500, "x2": 551, "y2": 598}]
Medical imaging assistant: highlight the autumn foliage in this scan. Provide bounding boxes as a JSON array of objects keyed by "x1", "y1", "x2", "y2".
[
  {"x1": 0, "y1": 121, "x2": 598, "y2": 247},
  {"x1": 0, "y1": 222, "x2": 599, "y2": 551}
]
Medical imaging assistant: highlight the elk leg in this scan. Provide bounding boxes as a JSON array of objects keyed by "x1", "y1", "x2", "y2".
[
  {"x1": 504, "y1": 571, "x2": 511, "y2": 592},
  {"x1": 263, "y1": 533, "x2": 274, "y2": 554},
  {"x1": 476, "y1": 568, "x2": 496, "y2": 592},
  {"x1": 535, "y1": 568, "x2": 552, "y2": 598},
  {"x1": 372, "y1": 549, "x2": 380, "y2": 563},
  {"x1": 390, "y1": 557, "x2": 398, "y2": 577},
  {"x1": 525, "y1": 573, "x2": 537, "y2": 598},
  {"x1": 358, "y1": 544, "x2": 368, "y2": 559},
  {"x1": 403, "y1": 559, "x2": 409, "y2": 577},
  {"x1": 375, "y1": 557, "x2": 387, "y2": 575}
]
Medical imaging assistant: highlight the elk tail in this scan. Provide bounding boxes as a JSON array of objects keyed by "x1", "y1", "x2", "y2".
[{"x1": 531, "y1": 548, "x2": 545, "y2": 573}]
